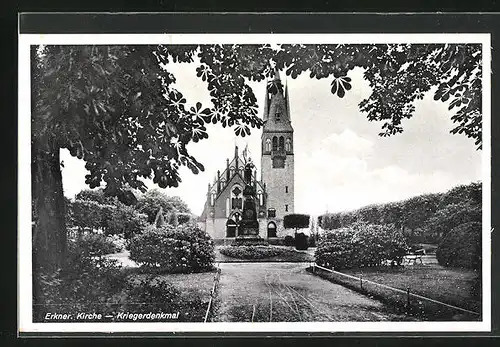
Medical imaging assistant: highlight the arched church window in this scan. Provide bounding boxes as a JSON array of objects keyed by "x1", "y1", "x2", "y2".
[
  {"x1": 275, "y1": 111, "x2": 281, "y2": 121},
  {"x1": 210, "y1": 193, "x2": 216, "y2": 206},
  {"x1": 265, "y1": 138, "x2": 271, "y2": 152},
  {"x1": 285, "y1": 138, "x2": 292, "y2": 152},
  {"x1": 231, "y1": 185, "x2": 242, "y2": 209},
  {"x1": 272, "y1": 136, "x2": 278, "y2": 151},
  {"x1": 257, "y1": 190, "x2": 263, "y2": 205},
  {"x1": 230, "y1": 166, "x2": 235, "y2": 177},
  {"x1": 279, "y1": 136, "x2": 284, "y2": 151}
]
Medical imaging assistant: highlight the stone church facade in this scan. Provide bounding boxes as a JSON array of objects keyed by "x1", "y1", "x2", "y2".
[{"x1": 199, "y1": 71, "x2": 295, "y2": 241}]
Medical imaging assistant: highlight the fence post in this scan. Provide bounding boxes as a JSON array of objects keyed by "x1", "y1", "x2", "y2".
[{"x1": 406, "y1": 287, "x2": 410, "y2": 308}]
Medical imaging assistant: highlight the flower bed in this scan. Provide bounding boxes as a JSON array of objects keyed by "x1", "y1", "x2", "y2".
[{"x1": 218, "y1": 245, "x2": 286, "y2": 260}]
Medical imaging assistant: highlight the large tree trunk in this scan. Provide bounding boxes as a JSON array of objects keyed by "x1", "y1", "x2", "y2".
[{"x1": 31, "y1": 142, "x2": 67, "y2": 305}]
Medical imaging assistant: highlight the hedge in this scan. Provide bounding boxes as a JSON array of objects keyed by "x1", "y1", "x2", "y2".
[
  {"x1": 315, "y1": 223, "x2": 408, "y2": 270},
  {"x1": 436, "y1": 221, "x2": 482, "y2": 270}
]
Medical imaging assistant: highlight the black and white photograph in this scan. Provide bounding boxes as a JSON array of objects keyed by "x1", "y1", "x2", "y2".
[{"x1": 18, "y1": 26, "x2": 491, "y2": 334}]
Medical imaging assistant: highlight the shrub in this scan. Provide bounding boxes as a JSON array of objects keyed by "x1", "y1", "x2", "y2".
[
  {"x1": 124, "y1": 277, "x2": 181, "y2": 313},
  {"x1": 219, "y1": 245, "x2": 284, "y2": 259},
  {"x1": 177, "y1": 212, "x2": 192, "y2": 225},
  {"x1": 315, "y1": 227, "x2": 356, "y2": 270},
  {"x1": 68, "y1": 232, "x2": 121, "y2": 258},
  {"x1": 295, "y1": 232, "x2": 309, "y2": 250},
  {"x1": 308, "y1": 234, "x2": 317, "y2": 247},
  {"x1": 34, "y1": 243, "x2": 126, "y2": 321},
  {"x1": 106, "y1": 204, "x2": 148, "y2": 239},
  {"x1": 129, "y1": 223, "x2": 215, "y2": 273},
  {"x1": 315, "y1": 223, "x2": 408, "y2": 270},
  {"x1": 284, "y1": 235, "x2": 294, "y2": 246},
  {"x1": 123, "y1": 277, "x2": 206, "y2": 322},
  {"x1": 436, "y1": 221, "x2": 482, "y2": 270}
]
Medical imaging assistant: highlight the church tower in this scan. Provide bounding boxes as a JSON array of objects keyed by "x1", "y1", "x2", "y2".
[{"x1": 261, "y1": 70, "x2": 294, "y2": 235}]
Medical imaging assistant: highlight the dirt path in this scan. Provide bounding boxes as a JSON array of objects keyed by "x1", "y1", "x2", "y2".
[{"x1": 213, "y1": 262, "x2": 414, "y2": 322}]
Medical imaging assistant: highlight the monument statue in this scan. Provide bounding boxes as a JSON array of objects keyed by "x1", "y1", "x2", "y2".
[{"x1": 233, "y1": 159, "x2": 264, "y2": 245}]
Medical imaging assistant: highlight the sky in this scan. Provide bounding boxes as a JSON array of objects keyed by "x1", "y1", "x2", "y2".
[{"x1": 60, "y1": 58, "x2": 483, "y2": 216}]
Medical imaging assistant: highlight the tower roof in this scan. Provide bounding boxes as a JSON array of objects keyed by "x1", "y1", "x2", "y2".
[{"x1": 262, "y1": 69, "x2": 293, "y2": 133}]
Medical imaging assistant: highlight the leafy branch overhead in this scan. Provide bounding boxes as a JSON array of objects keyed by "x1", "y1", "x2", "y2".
[{"x1": 32, "y1": 43, "x2": 483, "y2": 196}]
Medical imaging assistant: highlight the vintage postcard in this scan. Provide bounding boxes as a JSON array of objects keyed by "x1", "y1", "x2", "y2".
[{"x1": 18, "y1": 26, "x2": 491, "y2": 335}]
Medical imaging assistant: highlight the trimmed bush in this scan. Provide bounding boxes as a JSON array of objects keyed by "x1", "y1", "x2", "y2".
[
  {"x1": 284, "y1": 235, "x2": 294, "y2": 246},
  {"x1": 436, "y1": 221, "x2": 482, "y2": 269},
  {"x1": 128, "y1": 223, "x2": 215, "y2": 273},
  {"x1": 315, "y1": 223, "x2": 408, "y2": 270},
  {"x1": 295, "y1": 232, "x2": 309, "y2": 250},
  {"x1": 219, "y1": 245, "x2": 285, "y2": 259}
]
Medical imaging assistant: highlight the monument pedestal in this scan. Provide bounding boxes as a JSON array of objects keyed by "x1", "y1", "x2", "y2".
[{"x1": 232, "y1": 162, "x2": 268, "y2": 246}]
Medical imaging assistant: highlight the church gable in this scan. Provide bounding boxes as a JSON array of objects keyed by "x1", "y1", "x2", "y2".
[{"x1": 201, "y1": 146, "x2": 268, "y2": 221}]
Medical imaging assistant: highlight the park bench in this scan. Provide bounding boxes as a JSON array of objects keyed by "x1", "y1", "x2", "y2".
[{"x1": 404, "y1": 248, "x2": 426, "y2": 265}]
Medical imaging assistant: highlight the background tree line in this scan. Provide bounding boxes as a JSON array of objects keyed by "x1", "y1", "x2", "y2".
[
  {"x1": 66, "y1": 188, "x2": 194, "y2": 239},
  {"x1": 318, "y1": 181, "x2": 482, "y2": 245}
]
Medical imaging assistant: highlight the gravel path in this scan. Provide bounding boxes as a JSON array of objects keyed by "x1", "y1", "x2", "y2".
[{"x1": 213, "y1": 262, "x2": 414, "y2": 322}]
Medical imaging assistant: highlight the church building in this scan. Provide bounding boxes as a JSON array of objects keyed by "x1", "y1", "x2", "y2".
[{"x1": 198, "y1": 71, "x2": 295, "y2": 241}]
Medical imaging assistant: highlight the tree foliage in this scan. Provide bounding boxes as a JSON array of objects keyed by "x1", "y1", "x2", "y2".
[
  {"x1": 136, "y1": 189, "x2": 190, "y2": 224},
  {"x1": 436, "y1": 221, "x2": 482, "y2": 269},
  {"x1": 31, "y1": 43, "x2": 483, "y2": 284},
  {"x1": 33, "y1": 44, "x2": 482, "y2": 201},
  {"x1": 284, "y1": 214, "x2": 311, "y2": 230},
  {"x1": 71, "y1": 189, "x2": 148, "y2": 238}
]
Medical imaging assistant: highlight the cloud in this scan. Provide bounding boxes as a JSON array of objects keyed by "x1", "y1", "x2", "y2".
[
  {"x1": 294, "y1": 130, "x2": 471, "y2": 215},
  {"x1": 320, "y1": 129, "x2": 374, "y2": 155}
]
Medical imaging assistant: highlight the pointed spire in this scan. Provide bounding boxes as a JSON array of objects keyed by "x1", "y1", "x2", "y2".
[
  {"x1": 217, "y1": 170, "x2": 221, "y2": 194},
  {"x1": 234, "y1": 145, "x2": 239, "y2": 171},
  {"x1": 263, "y1": 83, "x2": 269, "y2": 120}
]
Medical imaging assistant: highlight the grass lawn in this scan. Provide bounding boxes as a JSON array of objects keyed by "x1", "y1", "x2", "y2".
[
  {"x1": 215, "y1": 245, "x2": 314, "y2": 262},
  {"x1": 311, "y1": 263, "x2": 481, "y2": 321}
]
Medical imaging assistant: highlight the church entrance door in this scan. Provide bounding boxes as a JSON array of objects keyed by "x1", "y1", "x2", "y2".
[
  {"x1": 267, "y1": 221, "x2": 277, "y2": 238},
  {"x1": 226, "y1": 219, "x2": 237, "y2": 237}
]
